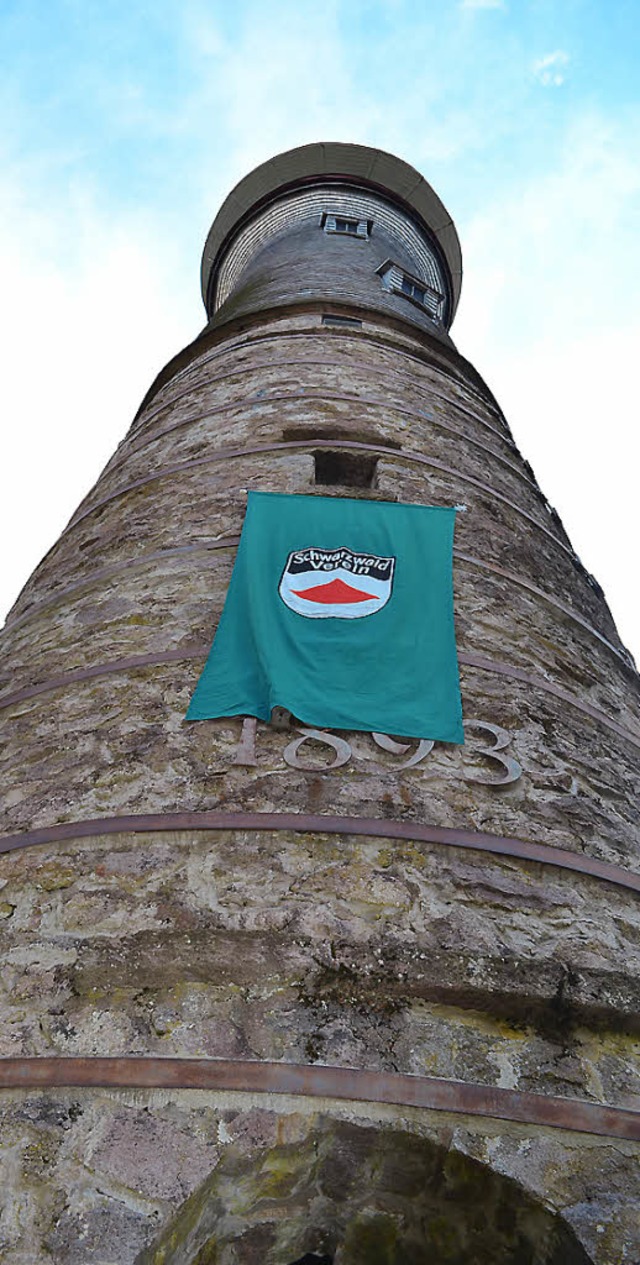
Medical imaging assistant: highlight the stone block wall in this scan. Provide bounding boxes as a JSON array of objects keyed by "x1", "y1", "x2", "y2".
[{"x1": 1, "y1": 191, "x2": 639, "y2": 1263}]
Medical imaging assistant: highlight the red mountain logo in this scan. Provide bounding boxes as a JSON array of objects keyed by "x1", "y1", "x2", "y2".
[
  {"x1": 279, "y1": 546, "x2": 395, "y2": 619},
  {"x1": 292, "y1": 577, "x2": 379, "y2": 605}
]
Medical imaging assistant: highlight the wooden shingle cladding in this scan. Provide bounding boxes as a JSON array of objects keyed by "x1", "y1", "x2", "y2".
[{"x1": 212, "y1": 184, "x2": 449, "y2": 318}]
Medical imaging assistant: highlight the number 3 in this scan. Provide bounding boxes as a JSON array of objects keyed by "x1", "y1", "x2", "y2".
[{"x1": 462, "y1": 720, "x2": 522, "y2": 786}]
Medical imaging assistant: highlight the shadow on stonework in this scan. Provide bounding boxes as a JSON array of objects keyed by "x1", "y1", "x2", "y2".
[{"x1": 134, "y1": 1117, "x2": 593, "y2": 1265}]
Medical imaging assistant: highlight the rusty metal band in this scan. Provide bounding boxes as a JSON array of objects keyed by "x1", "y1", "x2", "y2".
[
  {"x1": 64, "y1": 439, "x2": 571, "y2": 558},
  {"x1": 0, "y1": 1057, "x2": 637, "y2": 1139},
  {"x1": 0, "y1": 809, "x2": 639, "y2": 895},
  {"x1": 141, "y1": 324, "x2": 507, "y2": 431},
  {"x1": 2, "y1": 539, "x2": 241, "y2": 635},
  {"x1": 122, "y1": 388, "x2": 527, "y2": 491},
  {"x1": 144, "y1": 355, "x2": 510, "y2": 448},
  {"x1": 0, "y1": 647, "x2": 204, "y2": 709},
  {"x1": 134, "y1": 364, "x2": 514, "y2": 461},
  {"x1": 137, "y1": 318, "x2": 505, "y2": 435},
  {"x1": 361, "y1": 328, "x2": 505, "y2": 421},
  {"x1": 455, "y1": 552, "x2": 633, "y2": 670},
  {"x1": 460, "y1": 651, "x2": 640, "y2": 745},
  {"x1": 2, "y1": 644, "x2": 637, "y2": 752},
  {"x1": 3, "y1": 542, "x2": 630, "y2": 677}
]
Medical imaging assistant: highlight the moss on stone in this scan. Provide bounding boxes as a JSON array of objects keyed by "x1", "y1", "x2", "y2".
[
  {"x1": 341, "y1": 1212, "x2": 400, "y2": 1265},
  {"x1": 191, "y1": 1240, "x2": 218, "y2": 1265}
]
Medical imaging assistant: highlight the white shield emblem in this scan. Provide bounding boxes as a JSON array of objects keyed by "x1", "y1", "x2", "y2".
[{"x1": 279, "y1": 546, "x2": 395, "y2": 619}]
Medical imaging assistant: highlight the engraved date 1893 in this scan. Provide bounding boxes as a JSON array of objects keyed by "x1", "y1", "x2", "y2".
[{"x1": 229, "y1": 717, "x2": 522, "y2": 787}]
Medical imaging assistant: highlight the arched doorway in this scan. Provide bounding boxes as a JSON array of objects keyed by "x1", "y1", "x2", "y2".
[{"x1": 136, "y1": 1116, "x2": 593, "y2": 1265}]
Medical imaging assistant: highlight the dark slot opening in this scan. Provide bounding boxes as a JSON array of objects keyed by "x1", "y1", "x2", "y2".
[
  {"x1": 321, "y1": 314, "x2": 363, "y2": 328},
  {"x1": 335, "y1": 217, "x2": 358, "y2": 234},
  {"x1": 288, "y1": 1256, "x2": 333, "y2": 1265},
  {"x1": 314, "y1": 450, "x2": 378, "y2": 488}
]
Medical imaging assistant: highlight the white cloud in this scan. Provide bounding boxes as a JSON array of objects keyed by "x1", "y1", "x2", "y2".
[{"x1": 533, "y1": 50, "x2": 570, "y2": 87}]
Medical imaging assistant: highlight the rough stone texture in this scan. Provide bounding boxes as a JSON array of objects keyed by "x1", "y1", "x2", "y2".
[
  {"x1": 0, "y1": 1092, "x2": 638, "y2": 1265},
  {"x1": 136, "y1": 1113, "x2": 596, "y2": 1265},
  {"x1": 1, "y1": 164, "x2": 639, "y2": 1262}
]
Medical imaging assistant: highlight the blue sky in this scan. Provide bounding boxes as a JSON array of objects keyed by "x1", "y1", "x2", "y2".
[{"x1": 1, "y1": 0, "x2": 639, "y2": 658}]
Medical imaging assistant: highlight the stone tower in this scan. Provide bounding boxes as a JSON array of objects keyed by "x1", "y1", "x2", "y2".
[{"x1": 0, "y1": 143, "x2": 639, "y2": 1265}]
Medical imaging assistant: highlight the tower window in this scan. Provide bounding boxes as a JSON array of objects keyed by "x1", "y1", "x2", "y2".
[
  {"x1": 401, "y1": 275, "x2": 426, "y2": 305},
  {"x1": 335, "y1": 217, "x2": 358, "y2": 234},
  {"x1": 321, "y1": 211, "x2": 370, "y2": 238},
  {"x1": 377, "y1": 259, "x2": 443, "y2": 320}
]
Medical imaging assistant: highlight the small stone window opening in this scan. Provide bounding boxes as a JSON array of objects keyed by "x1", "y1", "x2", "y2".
[
  {"x1": 321, "y1": 211, "x2": 370, "y2": 238},
  {"x1": 321, "y1": 314, "x2": 363, "y2": 328},
  {"x1": 314, "y1": 450, "x2": 378, "y2": 489}
]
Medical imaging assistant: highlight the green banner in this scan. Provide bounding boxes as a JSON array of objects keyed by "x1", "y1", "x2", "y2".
[{"x1": 187, "y1": 491, "x2": 463, "y2": 743}]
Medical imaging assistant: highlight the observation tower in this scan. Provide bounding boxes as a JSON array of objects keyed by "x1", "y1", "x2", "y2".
[{"x1": 0, "y1": 143, "x2": 639, "y2": 1264}]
